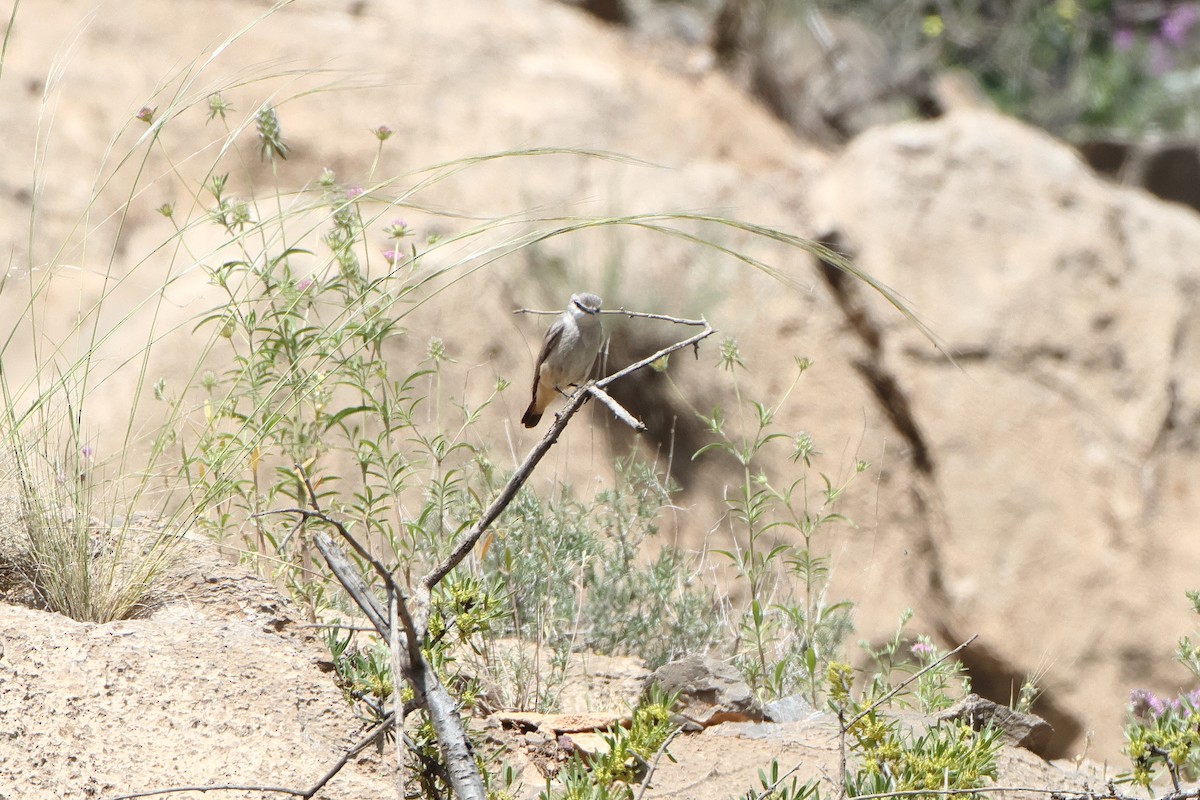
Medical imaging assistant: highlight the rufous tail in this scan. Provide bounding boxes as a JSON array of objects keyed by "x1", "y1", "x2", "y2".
[{"x1": 521, "y1": 403, "x2": 542, "y2": 428}]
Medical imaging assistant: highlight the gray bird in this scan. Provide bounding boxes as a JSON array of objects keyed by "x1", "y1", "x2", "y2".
[{"x1": 521, "y1": 293, "x2": 604, "y2": 428}]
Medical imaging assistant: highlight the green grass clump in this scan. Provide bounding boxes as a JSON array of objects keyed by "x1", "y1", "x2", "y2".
[
  {"x1": 845, "y1": 714, "x2": 1002, "y2": 798},
  {"x1": 2, "y1": 399, "x2": 177, "y2": 623}
]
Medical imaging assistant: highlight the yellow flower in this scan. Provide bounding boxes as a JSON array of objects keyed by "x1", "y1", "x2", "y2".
[{"x1": 922, "y1": 14, "x2": 944, "y2": 38}]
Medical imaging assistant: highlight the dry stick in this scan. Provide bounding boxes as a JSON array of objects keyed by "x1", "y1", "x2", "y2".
[
  {"x1": 104, "y1": 785, "x2": 307, "y2": 800},
  {"x1": 300, "y1": 698, "x2": 427, "y2": 800},
  {"x1": 270, "y1": 479, "x2": 485, "y2": 800},
  {"x1": 605, "y1": 308, "x2": 709, "y2": 326},
  {"x1": 418, "y1": 377, "x2": 588, "y2": 598},
  {"x1": 590, "y1": 384, "x2": 645, "y2": 431},
  {"x1": 389, "y1": 590, "x2": 406, "y2": 799},
  {"x1": 634, "y1": 726, "x2": 684, "y2": 800},
  {"x1": 300, "y1": 713, "x2": 395, "y2": 799},
  {"x1": 279, "y1": 467, "x2": 425, "y2": 666},
  {"x1": 514, "y1": 305, "x2": 708, "y2": 327},
  {"x1": 593, "y1": 323, "x2": 712, "y2": 389}
]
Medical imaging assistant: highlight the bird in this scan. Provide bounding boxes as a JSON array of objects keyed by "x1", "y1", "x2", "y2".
[{"x1": 521, "y1": 292, "x2": 604, "y2": 428}]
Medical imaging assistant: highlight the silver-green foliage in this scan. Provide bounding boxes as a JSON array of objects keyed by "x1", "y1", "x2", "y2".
[
  {"x1": 698, "y1": 348, "x2": 860, "y2": 705},
  {"x1": 487, "y1": 457, "x2": 722, "y2": 674}
]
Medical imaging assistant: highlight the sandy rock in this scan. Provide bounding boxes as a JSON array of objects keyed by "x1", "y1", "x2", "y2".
[
  {"x1": 810, "y1": 108, "x2": 1200, "y2": 759},
  {"x1": 638, "y1": 715, "x2": 1114, "y2": 800},
  {"x1": 647, "y1": 655, "x2": 764, "y2": 726},
  {"x1": 937, "y1": 694, "x2": 1054, "y2": 756},
  {"x1": 561, "y1": 731, "x2": 614, "y2": 763},
  {"x1": 763, "y1": 694, "x2": 824, "y2": 724},
  {"x1": 0, "y1": 541, "x2": 392, "y2": 800}
]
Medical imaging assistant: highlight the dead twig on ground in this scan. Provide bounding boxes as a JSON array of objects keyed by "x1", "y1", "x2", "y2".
[{"x1": 105, "y1": 785, "x2": 308, "y2": 800}]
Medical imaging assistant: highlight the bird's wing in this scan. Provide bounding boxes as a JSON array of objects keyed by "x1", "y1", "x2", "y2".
[{"x1": 530, "y1": 318, "x2": 565, "y2": 400}]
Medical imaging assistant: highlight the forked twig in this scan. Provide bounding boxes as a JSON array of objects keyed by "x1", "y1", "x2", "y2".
[
  {"x1": 266, "y1": 468, "x2": 486, "y2": 800},
  {"x1": 634, "y1": 726, "x2": 684, "y2": 800}
]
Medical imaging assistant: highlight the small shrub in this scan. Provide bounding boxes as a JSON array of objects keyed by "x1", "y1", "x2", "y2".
[
  {"x1": 697, "y1": 349, "x2": 860, "y2": 705},
  {"x1": 1122, "y1": 590, "x2": 1200, "y2": 789},
  {"x1": 844, "y1": 715, "x2": 1002, "y2": 799},
  {"x1": 540, "y1": 688, "x2": 678, "y2": 800},
  {"x1": 736, "y1": 759, "x2": 821, "y2": 800}
]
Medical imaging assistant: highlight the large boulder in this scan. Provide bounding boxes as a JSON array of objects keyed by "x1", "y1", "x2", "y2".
[{"x1": 809, "y1": 109, "x2": 1200, "y2": 759}]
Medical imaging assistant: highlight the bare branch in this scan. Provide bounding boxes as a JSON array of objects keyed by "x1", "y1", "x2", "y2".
[
  {"x1": 104, "y1": 785, "x2": 307, "y2": 800},
  {"x1": 300, "y1": 714, "x2": 394, "y2": 799},
  {"x1": 514, "y1": 304, "x2": 706, "y2": 326},
  {"x1": 312, "y1": 529, "x2": 389, "y2": 638},
  {"x1": 512, "y1": 306, "x2": 562, "y2": 317},
  {"x1": 589, "y1": 384, "x2": 645, "y2": 431},
  {"x1": 595, "y1": 323, "x2": 713, "y2": 389},
  {"x1": 270, "y1": 470, "x2": 486, "y2": 800},
  {"x1": 604, "y1": 308, "x2": 708, "y2": 325},
  {"x1": 260, "y1": 506, "x2": 390, "y2": 638},
  {"x1": 634, "y1": 726, "x2": 684, "y2": 800},
  {"x1": 420, "y1": 382, "x2": 591, "y2": 593}
]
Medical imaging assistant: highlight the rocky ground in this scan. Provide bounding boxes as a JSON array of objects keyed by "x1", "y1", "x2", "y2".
[{"x1": 0, "y1": 538, "x2": 1128, "y2": 800}]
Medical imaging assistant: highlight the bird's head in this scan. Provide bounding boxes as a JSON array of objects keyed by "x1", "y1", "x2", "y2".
[{"x1": 570, "y1": 293, "x2": 602, "y2": 316}]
